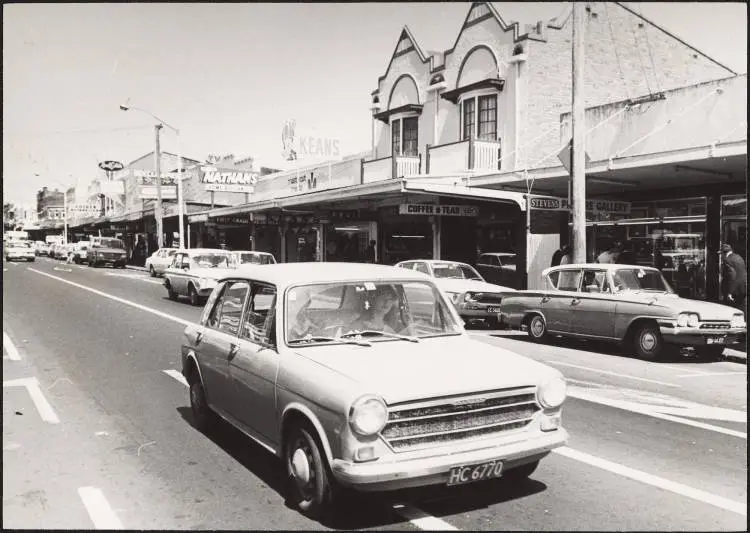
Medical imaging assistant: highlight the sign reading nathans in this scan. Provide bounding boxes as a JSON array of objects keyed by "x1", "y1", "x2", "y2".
[
  {"x1": 200, "y1": 166, "x2": 259, "y2": 193},
  {"x1": 399, "y1": 204, "x2": 479, "y2": 217}
]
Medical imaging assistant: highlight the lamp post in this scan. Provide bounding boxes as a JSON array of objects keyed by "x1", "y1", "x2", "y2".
[{"x1": 120, "y1": 105, "x2": 184, "y2": 249}]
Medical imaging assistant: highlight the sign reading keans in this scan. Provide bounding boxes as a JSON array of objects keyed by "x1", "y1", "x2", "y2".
[
  {"x1": 200, "y1": 166, "x2": 258, "y2": 193},
  {"x1": 399, "y1": 204, "x2": 479, "y2": 217},
  {"x1": 530, "y1": 196, "x2": 631, "y2": 215}
]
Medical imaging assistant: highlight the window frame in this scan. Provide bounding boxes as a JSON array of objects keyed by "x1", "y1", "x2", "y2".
[
  {"x1": 580, "y1": 268, "x2": 611, "y2": 294},
  {"x1": 556, "y1": 269, "x2": 584, "y2": 292},
  {"x1": 239, "y1": 281, "x2": 279, "y2": 350},
  {"x1": 207, "y1": 280, "x2": 251, "y2": 336},
  {"x1": 460, "y1": 90, "x2": 499, "y2": 141},
  {"x1": 390, "y1": 113, "x2": 419, "y2": 157}
]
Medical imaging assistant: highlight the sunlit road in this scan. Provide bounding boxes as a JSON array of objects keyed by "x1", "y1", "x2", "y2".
[{"x1": 3, "y1": 257, "x2": 747, "y2": 530}]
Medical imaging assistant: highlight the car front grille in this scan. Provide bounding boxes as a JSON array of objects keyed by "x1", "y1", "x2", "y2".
[
  {"x1": 700, "y1": 322, "x2": 730, "y2": 330},
  {"x1": 473, "y1": 293, "x2": 505, "y2": 304},
  {"x1": 381, "y1": 387, "x2": 539, "y2": 452}
]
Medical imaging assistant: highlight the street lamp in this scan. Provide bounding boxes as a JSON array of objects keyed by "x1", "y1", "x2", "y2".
[{"x1": 119, "y1": 104, "x2": 184, "y2": 250}]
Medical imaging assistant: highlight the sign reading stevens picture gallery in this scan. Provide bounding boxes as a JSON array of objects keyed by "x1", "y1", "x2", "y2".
[
  {"x1": 399, "y1": 204, "x2": 480, "y2": 217},
  {"x1": 529, "y1": 195, "x2": 631, "y2": 215},
  {"x1": 199, "y1": 166, "x2": 259, "y2": 193}
]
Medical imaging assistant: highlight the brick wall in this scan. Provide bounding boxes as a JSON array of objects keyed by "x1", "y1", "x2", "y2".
[{"x1": 521, "y1": 2, "x2": 735, "y2": 169}]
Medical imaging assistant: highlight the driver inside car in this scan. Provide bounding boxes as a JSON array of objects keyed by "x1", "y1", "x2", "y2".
[{"x1": 345, "y1": 285, "x2": 403, "y2": 334}]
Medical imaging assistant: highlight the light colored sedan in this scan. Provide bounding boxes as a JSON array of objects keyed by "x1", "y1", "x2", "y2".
[
  {"x1": 395, "y1": 259, "x2": 515, "y2": 328},
  {"x1": 4, "y1": 240, "x2": 35, "y2": 262},
  {"x1": 231, "y1": 250, "x2": 277, "y2": 266},
  {"x1": 163, "y1": 248, "x2": 235, "y2": 305},
  {"x1": 145, "y1": 247, "x2": 178, "y2": 277},
  {"x1": 181, "y1": 262, "x2": 568, "y2": 520},
  {"x1": 499, "y1": 263, "x2": 747, "y2": 361}
]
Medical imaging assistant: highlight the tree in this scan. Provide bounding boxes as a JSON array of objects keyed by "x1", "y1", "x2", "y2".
[{"x1": 3, "y1": 202, "x2": 16, "y2": 230}]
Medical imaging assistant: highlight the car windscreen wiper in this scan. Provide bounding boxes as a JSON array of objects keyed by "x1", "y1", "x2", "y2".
[
  {"x1": 288, "y1": 336, "x2": 372, "y2": 347},
  {"x1": 339, "y1": 330, "x2": 420, "y2": 343}
]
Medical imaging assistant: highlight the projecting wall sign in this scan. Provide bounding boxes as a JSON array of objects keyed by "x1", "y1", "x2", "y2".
[{"x1": 399, "y1": 203, "x2": 479, "y2": 217}]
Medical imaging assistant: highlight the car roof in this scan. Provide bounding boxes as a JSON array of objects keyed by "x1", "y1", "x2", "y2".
[
  {"x1": 543, "y1": 263, "x2": 660, "y2": 273},
  {"x1": 232, "y1": 250, "x2": 272, "y2": 255},
  {"x1": 397, "y1": 259, "x2": 473, "y2": 267},
  {"x1": 217, "y1": 262, "x2": 430, "y2": 286},
  {"x1": 479, "y1": 252, "x2": 516, "y2": 257},
  {"x1": 177, "y1": 248, "x2": 231, "y2": 255}
]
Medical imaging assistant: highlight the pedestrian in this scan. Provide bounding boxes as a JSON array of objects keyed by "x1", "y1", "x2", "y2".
[
  {"x1": 720, "y1": 244, "x2": 747, "y2": 317},
  {"x1": 597, "y1": 244, "x2": 620, "y2": 264},
  {"x1": 616, "y1": 243, "x2": 637, "y2": 265},
  {"x1": 366, "y1": 240, "x2": 377, "y2": 263},
  {"x1": 559, "y1": 245, "x2": 572, "y2": 265},
  {"x1": 551, "y1": 244, "x2": 571, "y2": 267}
]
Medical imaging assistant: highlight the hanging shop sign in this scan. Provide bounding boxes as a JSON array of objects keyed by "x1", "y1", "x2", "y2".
[
  {"x1": 529, "y1": 196, "x2": 631, "y2": 215},
  {"x1": 212, "y1": 216, "x2": 251, "y2": 225},
  {"x1": 98, "y1": 160, "x2": 124, "y2": 172},
  {"x1": 68, "y1": 203, "x2": 102, "y2": 215},
  {"x1": 251, "y1": 213, "x2": 282, "y2": 225},
  {"x1": 399, "y1": 203, "x2": 479, "y2": 217},
  {"x1": 188, "y1": 213, "x2": 209, "y2": 223},
  {"x1": 199, "y1": 166, "x2": 259, "y2": 193}
]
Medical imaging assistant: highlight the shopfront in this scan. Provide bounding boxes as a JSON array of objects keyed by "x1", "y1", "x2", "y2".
[
  {"x1": 378, "y1": 204, "x2": 435, "y2": 265},
  {"x1": 322, "y1": 209, "x2": 377, "y2": 262}
]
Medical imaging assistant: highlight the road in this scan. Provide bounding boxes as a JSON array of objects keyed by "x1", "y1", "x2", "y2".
[{"x1": 3, "y1": 257, "x2": 747, "y2": 530}]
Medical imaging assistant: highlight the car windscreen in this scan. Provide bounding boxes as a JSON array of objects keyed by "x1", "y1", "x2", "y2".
[
  {"x1": 286, "y1": 280, "x2": 462, "y2": 346},
  {"x1": 192, "y1": 253, "x2": 232, "y2": 268},
  {"x1": 612, "y1": 268, "x2": 674, "y2": 293},
  {"x1": 432, "y1": 263, "x2": 483, "y2": 281}
]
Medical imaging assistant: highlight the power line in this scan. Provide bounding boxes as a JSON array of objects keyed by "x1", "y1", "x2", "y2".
[
  {"x1": 629, "y1": 10, "x2": 653, "y2": 95},
  {"x1": 640, "y1": 3, "x2": 662, "y2": 94},
  {"x1": 4, "y1": 125, "x2": 154, "y2": 137},
  {"x1": 604, "y1": 2, "x2": 631, "y2": 100}
]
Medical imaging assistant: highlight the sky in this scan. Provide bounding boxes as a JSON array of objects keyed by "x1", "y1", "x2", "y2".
[{"x1": 3, "y1": 2, "x2": 747, "y2": 208}]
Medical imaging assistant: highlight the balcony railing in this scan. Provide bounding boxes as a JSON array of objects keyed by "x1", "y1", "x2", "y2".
[
  {"x1": 362, "y1": 154, "x2": 421, "y2": 183},
  {"x1": 426, "y1": 138, "x2": 502, "y2": 175}
]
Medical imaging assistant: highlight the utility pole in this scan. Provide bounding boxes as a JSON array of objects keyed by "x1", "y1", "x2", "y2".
[
  {"x1": 154, "y1": 124, "x2": 164, "y2": 249},
  {"x1": 571, "y1": 2, "x2": 587, "y2": 263}
]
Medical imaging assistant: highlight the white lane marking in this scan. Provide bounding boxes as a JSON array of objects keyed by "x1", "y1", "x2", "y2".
[
  {"x1": 3, "y1": 331, "x2": 22, "y2": 360},
  {"x1": 554, "y1": 447, "x2": 747, "y2": 516},
  {"x1": 3, "y1": 377, "x2": 60, "y2": 424},
  {"x1": 3, "y1": 268, "x2": 8, "y2": 271},
  {"x1": 392, "y1": 503, "x2": 458, "y2": 531},
  {"x1": 77, "y1": 486, "x2": 124, "y2": 529},
  {"x1": 53, "y1": 266, "x2": 73, "y2": 272},
  {"x1": 568, "y1": 388, "x2": 746, "y2": 439},
  {"x1": 547, "y1": 361, "x2": 680, "y2": 387},
  {"x1": 163, "y1": 369, "x2": 188, "y2": 387},
  {"x1": 106, "y1": 271, "x2": 163, "y2": 285},
  {"x1": 29, "y1": 268, "x2": 192, "y2": 327}
]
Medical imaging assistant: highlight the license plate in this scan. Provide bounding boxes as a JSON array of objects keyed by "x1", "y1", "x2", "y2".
[
  {"x1": 447, "y1": 460, "x2": 503, "y2": 486},
  {"x1": 487, "y1": 306, "x2": 501, "y2": 313},
  {"x1": 706, "y1": 336, "x2": 726, "y2": 345}
]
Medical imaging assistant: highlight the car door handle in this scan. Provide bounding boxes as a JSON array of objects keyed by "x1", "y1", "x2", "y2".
[
  {"x1": 541, "y1": 296, "x2": 550, "y2": 303},
  {"x1": 571, "y1": 298, "x2": 581, "y2": 305},
  {"x1": 195, "y1": 332, "x2": 203, "y2": 345},
  {"x1": 228, "y1": 344, "x2": 239, "y2": 360}
]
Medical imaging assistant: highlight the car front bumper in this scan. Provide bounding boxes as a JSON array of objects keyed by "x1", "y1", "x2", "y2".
[
  {"x1": 6, "y1": 253, "x2": 35, "y2": 260},
  {"x1": 659, "y1": 325, "x2": 746, "y2": 347},
  {"x1": 331, "y1": 428, "x2": 568, "y2": 491}
]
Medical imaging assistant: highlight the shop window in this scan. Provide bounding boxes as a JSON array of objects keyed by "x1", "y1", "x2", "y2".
[
  {"x1": 722, "y1": 194, "x2": 747, "y2": 262},
  {"x1": 462, "y1": 98, "x2": 475, "y2": 140},
  {"x1": 391, "y1": 119, "x2": 401, "y2": 156}
]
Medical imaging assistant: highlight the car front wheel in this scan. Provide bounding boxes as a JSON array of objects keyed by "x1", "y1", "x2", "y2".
[
  {"x1": 527, "y1": 314, "x2": 547, "y2": 342},
  {"x1": 166, "y1": 281, "x2": 178, "y2": 301},
  {"x1": 284, "y1": 424, "x2": 335, "y2": 520},
  {"x1": 631, "y1": 322, "x2": 663, "y2": 360},
  {"x1": 188, "y1": 285, "x2": 200, "y2": 306},
  {"x1": 149, "y1": 265, "x2": 156, "y2": 277}
]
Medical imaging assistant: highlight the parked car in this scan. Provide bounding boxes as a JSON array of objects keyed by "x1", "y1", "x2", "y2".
[
  {"x1": 4, "y1": 240, "x2": 36, "y2": 262},
  {"x1": 395, "y1": 259, "x2": 515, "y2": 328},
  {"x1": 498, "y1": 263, "x2": 747, "y2": 361},
  {"x1": 71, "y1": 241, "x2": 91, "y2": 264},
  {"x1": 476, "y1": 253, "x2": 518, "y2": 288},
  {"x1": 34, "y1": 241, "x2": 50, "y2": 256},
  {"x1": 145, "y1": 247, "x2": 178, "y2": 277},
  {"x1": 231, "y1": 250, "x2": 277, "y2": 266},
  {"x1": 164, "y1": 248, "x2": 236, "y2": 305},
  {"x1": 87, "y1": 237, "x2": 127, "y2": 268},
  {"x1": 51, "y1": 243, "x2": 68, "y2": 260},
  {"x1": 181, "y1": 262, "x2": 568, "y2": 519}
]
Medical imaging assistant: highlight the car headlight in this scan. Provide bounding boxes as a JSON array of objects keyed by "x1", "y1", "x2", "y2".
[
  {"x1": 445, "y1": 292, "x2": 460, "y2": 304},
  {"x1": 463, "y1": 292, "x2": 477, "y2": 303},
  {"x1": 349, "y1": 395, "x2": 388, "y2": 436},
  {"x1": 677, "y1": 313, "x2": 699, "y2": 327},
  {"x1": 198, "y1": 278, "x2": 217, "y2": 289},
  {"x1": 538, "y1": 376, "x2": 567, "y2": 409},
  {"x1": 730, "y1": 314, "x2": 746, "y2": 329}
]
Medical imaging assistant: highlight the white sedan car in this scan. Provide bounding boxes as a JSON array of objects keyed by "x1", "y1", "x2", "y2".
[
  {"x1": 145, "y1": 247, "x2": 178, "y2": 277},
  {"x1": 395, "y1": 260, "x2": 515, "y2": 328},
  {"x1": 4, "y1": 240, "x2": 36, "y2": 262},
  {"x1": 231, "y1": 250, "x2": 277, "y2": 266},
  {"x1": 163, "y1": 248, "x2": 236, "y2": 305}
]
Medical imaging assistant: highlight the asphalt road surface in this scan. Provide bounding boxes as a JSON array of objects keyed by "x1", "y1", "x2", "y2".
[{"x1": 3, "y1": 257, "x2": 747, "y2": 530}]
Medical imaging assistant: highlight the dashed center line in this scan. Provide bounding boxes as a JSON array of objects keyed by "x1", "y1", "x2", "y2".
[
  {"x1": 392, "y1": 503, "x2": 458, "y2": 530},
  {"x1": 78, "y1": 486, "x2": 124, "y2": 529},
  {"x1": 546, "y1": 361, "x2": 680, "y2": 387},
  {"x1": 163, "y1": 369, "x2": 188, "y2": 387},
  {"x1": 3, "y1": 377, "x2": 60, "y2": 424}
]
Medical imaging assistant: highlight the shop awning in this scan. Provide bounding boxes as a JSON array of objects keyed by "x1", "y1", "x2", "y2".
[{"x1": 400, "y1": 180, "x2": 527, "y2": 210}]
